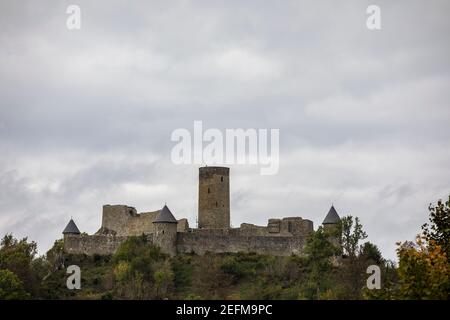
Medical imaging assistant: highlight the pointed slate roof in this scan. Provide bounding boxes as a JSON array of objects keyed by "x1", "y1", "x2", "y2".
[
  {"x1": 63, "y1": 219, "x2": 81, "y2": 234},
  {"x1": 153, "y1": 205, "x2": 177, "y2": 224},
  {"x1": 322, "y1": 205, "x2": 341, "y2": 224}
]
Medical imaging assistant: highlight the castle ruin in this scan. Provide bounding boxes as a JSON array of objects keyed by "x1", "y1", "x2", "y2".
[{"x1": 63, "y1": 166, "x2": 340, "y2": 256}]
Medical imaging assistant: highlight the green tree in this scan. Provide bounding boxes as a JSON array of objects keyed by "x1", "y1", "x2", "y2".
[
  {"x1": 0, "y1": 234, "x2": 40, "y2": 296},
  {"x1": 114, "y1": 261, "x2": 131, "y2": 282},
  {"x1": 112, "y1": 236, "x2": 167, "y2": 299},
  {"x1": 360, "y1": 242, "x2": 384, "y2": 265},
  {"x1": 114, "y1": 235, "x2": 165, "y2": 266},
  {"x1": 422, "y1": 195, "x2": 450, "y2": 261},
  {"x1": 340, "y1": 216, "x2": 368, "y2": 259},
  {"x1": 0, "y1": 269, "x2": 29, "y2": 299},
  {"x1": 154, "y1": 261, "x2": 174, "y2": 299},
  {"x1": 336, "y1": 216, "x2": 376, "y2": 299},
  {"x1": 302, "y1": 226, "x2": 340, "y2": 299}
]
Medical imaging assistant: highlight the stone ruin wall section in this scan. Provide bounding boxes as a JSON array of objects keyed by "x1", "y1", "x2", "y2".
[
  {"x1": 176, "y1": 231, "x2": 308, "y2": 256},
  {"x1": 63, "y1": 234, "x2": 130, "y2": 255}
]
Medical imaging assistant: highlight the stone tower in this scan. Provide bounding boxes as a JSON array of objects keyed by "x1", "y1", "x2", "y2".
[
  {"x1": 198, "y1": 166, "x2": 230, "y2": 229},
  {"x1": 153, "y1": 205, "x2": 178, "y2": 256}
]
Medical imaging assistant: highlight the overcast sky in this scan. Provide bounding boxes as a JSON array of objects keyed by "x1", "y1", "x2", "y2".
[{"x1": 0, "y1": 0, "x2": 449, "y2": 260}]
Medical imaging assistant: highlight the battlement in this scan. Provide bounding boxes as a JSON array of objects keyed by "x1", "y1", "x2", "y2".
[
  {"x1": 240, "y1": 217, "x2": 313, "y2": 237},
  {"x1": 199, "y1": 166, "x2": 230, "y2": 179}
]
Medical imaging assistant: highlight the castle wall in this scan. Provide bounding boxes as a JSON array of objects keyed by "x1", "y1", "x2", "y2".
[
  {"x1": 100, "y1": 205, "x2": 142, "y2": 235},
  {"x1": 239, "y1": 223, "x2": 274, "y2": 236},
  {"x1": 65, "y1": 214, "x2": 313, "y2": 256},
  {"x1": 99, "y1": 205, "x2": 187, "y2": 236},
  {"x1": 63, "y1": 234, "x2": 129, "y2": 255},
  {"x1": 123, "y1": 211, "x2": 159, "y2": 236},
  {"x1": 177, "y1": 218, "x2": 190, "y2": 232},
  {"x1": 280, "y1": 217, "x2": 314, "y2": 236},
  {"x1": 64, "y1": 227, "x2": 310, "y2": 256},
  {"x1": 239, "y1": 218, "x2": 313, "y2": 237},
  {"x1": 176, "y1": 230, "x2": 308, "y2": 256}
]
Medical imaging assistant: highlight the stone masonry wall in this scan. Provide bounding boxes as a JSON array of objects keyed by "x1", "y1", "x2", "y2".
[
  {"x1": 64, "y1": 229, "x2": 309, "y2": 256},
  {"x1": 63, "y1": 234, "x2": 130, "y2": 255},
  {"x1": 65, "y1": 205, "x2": 312, "y2": 256},
  {"x1": 99, "y1": 205, "x2": 188, "y2": 236},
  {"x1": 239, "y1": 218, "x2": 313, "y2": 237},
  {"x1": 100, "y1": 205, "x2": 158, "y2": 236},
  {"x1": 176, "y1": 231, "x2": 308, "y2": 256}
]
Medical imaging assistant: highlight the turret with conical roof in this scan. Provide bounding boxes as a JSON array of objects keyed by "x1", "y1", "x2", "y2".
[
  {"x1": 322, "y1": 205, "x2": 342, "y2": 250},
  {"x1": 63, "y1": 218, "x2": 81, "y2": 235},
  {"x1": 153, "y1": 205, "x2": 178, "y2": 256},
  {"x1": 62, "y1": 218, "x2": 81, "y2": 248},
  {"x1": 154, "y1": 205, "x2": 178, "y2": 224},
  {"x1": 322, "y1": 205, "x2": 340, "y2": 225}
]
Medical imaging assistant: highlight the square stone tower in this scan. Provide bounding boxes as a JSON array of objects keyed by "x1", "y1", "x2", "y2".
[{"x1": 198, "y1": 166, "x2": 230, "y2": 229}]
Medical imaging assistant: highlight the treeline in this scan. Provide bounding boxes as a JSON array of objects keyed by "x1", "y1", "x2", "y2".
[{"x1": 0, "y1": 196, "x2": 449, "y2": 300}]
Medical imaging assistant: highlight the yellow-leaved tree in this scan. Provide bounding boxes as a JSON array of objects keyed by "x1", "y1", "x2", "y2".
[{"x1": 396, "y1": 237, "x2": 449, "y2": 299}]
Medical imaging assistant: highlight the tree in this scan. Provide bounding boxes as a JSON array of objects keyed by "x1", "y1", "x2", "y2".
[
  {"x1": 0, "y1": 269, "x2": 29, "y2": 299},
  {"x1": 0, "y1": 234, "x2": 38, "y2": 274},
  {"x1": 114, "y1": 261, "x2": 131, "y2": 282},
  {"x1": 154, "y1": 261, "x2": 174, "y2": 299},
  {"x1": 0, "y1": 234, "x2": 39, "y2": 296},
  {"x1": 360, "y1": 242, "x2": 384, "y2": 265},
  {"x1": 336, "y1": 216, "x2": 375, "y2": 299},
  {"x1": 396, "y1": 236, "x2": 449, "y2": 299},
  {"x1": 422, "y1": 195, "x2": 450, "y2": 261},
  {"x1": 112, "y1": 236, "x2": 167, "y2": 299},
  {"x1": 368, "y1": 196, "x2": 450, "y2": 300},
  {"x1": 340, "y1": 216, "x2": 368, "y2": 259},
  {"x1": 302, "y1": 226, "x2": 340, "y2": 299}
]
